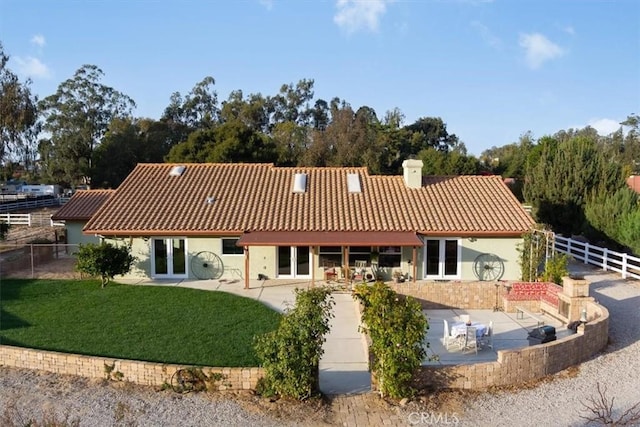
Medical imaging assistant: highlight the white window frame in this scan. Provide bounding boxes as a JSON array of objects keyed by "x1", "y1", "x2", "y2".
[
  {"x1": 151, "y1": 237, "x2": 188, "y2": 279},
  {"x1": 423, "y1": 238, "x2": 462, "y2": 280}
]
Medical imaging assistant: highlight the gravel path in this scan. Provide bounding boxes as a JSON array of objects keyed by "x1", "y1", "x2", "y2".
[
  {"x1": 1, "y1": 263, "x2": 638, "y2": 426},
  {"x1": 461, "y1": 264, "x2": 640, "y2": 427}
]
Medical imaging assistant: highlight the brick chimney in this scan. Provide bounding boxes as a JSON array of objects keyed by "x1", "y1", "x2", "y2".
[{"x1": 402, "y1": 159, "x2": 423, "y2": 189}]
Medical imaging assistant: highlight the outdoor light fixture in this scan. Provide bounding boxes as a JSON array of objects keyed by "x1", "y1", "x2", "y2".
[{"x1": 580, "y1": 307, "x2": 588, "y2": 323}]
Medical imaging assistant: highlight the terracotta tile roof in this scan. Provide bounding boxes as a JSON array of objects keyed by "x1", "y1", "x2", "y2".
[
  {"x1": 52, "y1": 189, "x2": 114, "y2": 221},
  {"x1": 83, "y1": 163, "x2": 534, "y2": 236}
]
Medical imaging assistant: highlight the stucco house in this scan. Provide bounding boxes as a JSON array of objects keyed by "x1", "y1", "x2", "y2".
[
  {"x1": 51, "y1": 189, "x2": 114, "y2": 245},
  {"x1": 80, "y1": 160, "x2": 534, "y2": 288}
]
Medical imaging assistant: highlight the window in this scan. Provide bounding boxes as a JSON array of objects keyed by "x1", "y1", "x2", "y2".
[
  {"x1": 378, "y1": 246, "x2": 401, "y2": 268},
  {"x1": 349, "y1": 246, "x2": 371, "y2": 266},
  {"x1": 424, "y1": 239, "x2": 461, "y2": 279},
  {"x1": 319, "y1": 246, "x2": 342, "y2": 268},
  {"x1": 222, "y1": 238, "x2": 243, "y2": 255}
]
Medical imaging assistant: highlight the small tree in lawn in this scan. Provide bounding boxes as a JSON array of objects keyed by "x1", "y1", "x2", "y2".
[{"x1": 76, "y1": 242, "x2": 135, "y2": 288}]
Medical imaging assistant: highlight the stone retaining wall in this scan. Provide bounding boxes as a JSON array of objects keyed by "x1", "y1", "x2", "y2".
[
  {"x1": 412, "y1": 300, "x2": 609, "y2": 390},
  {"x1": 0, "y1": 345, "x2": 263, "y2": 391},
  {"x1": 390, "y1": 281, "x2": 510, "y2": 310}
]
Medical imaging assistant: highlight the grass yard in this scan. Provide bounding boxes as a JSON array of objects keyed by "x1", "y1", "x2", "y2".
[{"x1": 0, "y1": 279, "x2": 281, "y2": 367}]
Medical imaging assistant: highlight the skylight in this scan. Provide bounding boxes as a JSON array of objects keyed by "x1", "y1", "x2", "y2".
[
  {"x1": 293, "y1": 173, "x2": 307, "y2": 193},
  {"x1": 169, "y1": 165, "x2": 186, "y2": 176},
  {"x1": 347, "y1": 173, "x2": 361, "y2": 193}
]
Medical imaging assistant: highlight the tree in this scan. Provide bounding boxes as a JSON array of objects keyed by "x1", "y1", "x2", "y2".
[
  {"x1": 92, "y1": 117, "x2": 172, "y2": 188},
  {"x1": 271, "y1": 120, "x2": 308, "y2": 166},
  {"x1": 584, "y1": 186, "x2": 639, "y2": 245},
  {"x1": 0, "y1": 43, "x2": 39, "y2": 173},
  {"x1": 270, "y1": 79, "x2": 315, "y2": 127},
  {"x1": 161, "y1": 76, "x2": 219, "y2": 131},
  {"x1": 417, "y1": 145, "x2": 481, "y2": 176},
  {"x1": 38, "y1": 65, "x2": 135, "y2": 186},
  {"x1": 219, "y1": 90, "x2": 272, "y2": 133},
  {"x1": 619, "y1": 209, "x2": 640, "y2": 256},
  {"x1": 523, "y1": 134, "x2": 624, "y2": 234},
  {"x1": 76, "y1": 242, "x2": 135, "y2": 288},
  {"x1": 165, "y1": 121, "x2": 277, "y2": 164},
  {"x1": 404, "y1": 117, "x2": 459, "y2": 153}
]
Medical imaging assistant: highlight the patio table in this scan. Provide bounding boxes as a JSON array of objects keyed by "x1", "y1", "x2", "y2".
[{"x1": 451, "y1": 321, "x2": 487, "y2": 338}]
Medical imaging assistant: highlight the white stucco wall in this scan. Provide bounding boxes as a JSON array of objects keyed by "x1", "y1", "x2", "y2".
[
  {"x1": 104, "y1": 235, "x2": 524, "y2": 282},
  {"x1": 66, "y1": 222, "x2": 100, "y2": 246},
  {"x1": 460, "y1": 237, "x2": 523, "y2": 281}
]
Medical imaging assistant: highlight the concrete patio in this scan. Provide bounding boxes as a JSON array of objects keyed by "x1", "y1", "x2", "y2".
[{"x1": 423, "y1": 308, "x2": 569, "y2": 365}]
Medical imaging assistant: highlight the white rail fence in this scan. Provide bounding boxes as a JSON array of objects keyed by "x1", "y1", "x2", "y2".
[
  {"x1": 0, "y1": 197, "x2": 66, "y2": 213},
  {"x1": 546, "y1": 232, "x2": 640, "y2": 280},
  {"x1": 0, "y1": 213, "x2": 64, "y2": 227}
]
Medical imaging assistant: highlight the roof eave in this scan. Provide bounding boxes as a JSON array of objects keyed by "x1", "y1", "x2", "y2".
[
  {"x1": 419, "y1": 230, "x2": 531, "y2": 238},
  {"x1": 82, "y1": 230, "x2": 245, "y2": 237}
]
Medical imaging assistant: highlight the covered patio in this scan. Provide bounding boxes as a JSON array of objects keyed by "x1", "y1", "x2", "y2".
[{"x1": 423, "y1": 309, "x2": 569, "y2": 365}]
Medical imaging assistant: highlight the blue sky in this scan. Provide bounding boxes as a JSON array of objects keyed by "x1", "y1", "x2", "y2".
[{"x1": 1, "y1": 0, "x2": 639, "y2": 155}]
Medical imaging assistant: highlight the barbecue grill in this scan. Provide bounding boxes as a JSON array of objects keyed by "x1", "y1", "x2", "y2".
[{"x1": 527, "y1": 325, "x2": 557, "y2": 346}]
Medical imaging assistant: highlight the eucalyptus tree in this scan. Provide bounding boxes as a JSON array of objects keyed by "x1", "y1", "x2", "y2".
[
  {"x1": 38, "y1": 65, "x2": 135, "y2": 186},
  {"x1": 0, "y1": 43, "x2": 39, "y2": 174},
  {"x1": 161, "y1": 76, "x2": 219, "y2": 131},
  {"x1": 270, "y1": 79, "x2": 315, "y2": 127}
]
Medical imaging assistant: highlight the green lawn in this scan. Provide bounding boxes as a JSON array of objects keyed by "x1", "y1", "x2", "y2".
[{"x1": 0, "y1": 279, "x2": 281, "y2": 367}]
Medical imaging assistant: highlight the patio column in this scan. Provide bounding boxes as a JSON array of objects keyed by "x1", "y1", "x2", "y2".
[
  {"x1": 412, "y1": 246, "x2": 417, "y2": 283},
  {"x1": 244, "y1": 246, "x2": 250, "y2": 289},
  {"x1": 344, "y1": 246, "x2": 350, "y2": 284},
  {"x1": 311, "y1": 245, "x2": 317, "y2": 286}
]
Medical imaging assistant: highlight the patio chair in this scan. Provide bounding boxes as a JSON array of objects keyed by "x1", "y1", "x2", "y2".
[
  {"x1": 479, "y1": 320, "x2": 494, "y2": 350},
  {"x1": 443, "y1": 319, "x2": 453, "y2": 349},
  {"x1": 463, "y1": 327, "x2": 478, "y2": 354}
]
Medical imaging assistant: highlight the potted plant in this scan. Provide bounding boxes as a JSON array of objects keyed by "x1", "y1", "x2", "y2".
[{"x1": 392, "y1": 270, "x2": 405, "y2": 284}]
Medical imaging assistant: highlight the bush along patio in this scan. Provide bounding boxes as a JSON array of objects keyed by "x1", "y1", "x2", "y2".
[
  {"x1": 0, "y1": 279, "x2": 281, "y2": 366},
  {"x1": 254, "y1": 286, "x2": 334, "y2": 399},
  {"x1": 354, "y1": 282, "x2": 428, "y2": 399}
]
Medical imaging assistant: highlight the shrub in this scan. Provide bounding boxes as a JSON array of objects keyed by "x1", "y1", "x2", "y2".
[
  {"x1": 542, "y1": 253, "x2": 569, "y2": 285},
  {"x1": 76, "y1": 242, "x2": 135, "y2": 288},
  {"x1": 254, "y1": 286, "x2": 334, "y2": 399},
  {"x1": 354, "y1": 282, "x2": 427, "y2": 399}
]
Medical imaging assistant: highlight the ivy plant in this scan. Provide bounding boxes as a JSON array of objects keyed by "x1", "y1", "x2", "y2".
[
  {"x1": 254, "y1": 286, "x2": 334, "y2": 399},
  {"x1": 353, "y1": 282, "x2": 427, "y2": 399}
]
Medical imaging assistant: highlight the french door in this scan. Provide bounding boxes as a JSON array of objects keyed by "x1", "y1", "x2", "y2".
[
  {"x1": 152, "y1": 238, "x2": 187, "y2": 278},
  {"x1": 277, "y1": 246, "x2": 311, "y2": 278}
]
